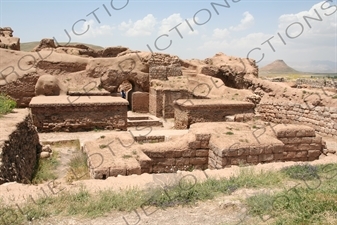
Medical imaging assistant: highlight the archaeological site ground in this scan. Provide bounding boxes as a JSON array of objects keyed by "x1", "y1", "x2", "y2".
[{"x1": 0, "y1": 28, "x2": 337, "y2": 225}]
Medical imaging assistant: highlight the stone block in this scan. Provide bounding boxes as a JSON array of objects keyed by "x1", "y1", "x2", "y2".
[
  {"x1": 200, "y1": 140, "x2": 210, "y2": 148},
  {"x1": 195, "y1": 133, "x2": 211, "y2": 141},
  {"x1": 190, "y1": 157, "x2": 208, "y2": 165},
  {"x1": 308, "y1": 150, "x2": 321, "y2": 159},
  {"x1": 182, "y1": 149, "x2": 196, "y2": 157},
  {"x1": 188, "y1": 141, "x2": 201, "y2": 149},
  {"x1": 196, "y1": 149, "x2": 209, "y2": 157},
  {"x1": 176, "y1": 157, "x2": 190, "y2": 166},
  {"x1": 259, "y1": 154, "x2": 274, "y2": 162},
  {"x1": 230, "y1": 156, "x2": 247, "y2": 165},
  {"x1": 247, "y1": 155, "x2": 259, "y2": 164}
]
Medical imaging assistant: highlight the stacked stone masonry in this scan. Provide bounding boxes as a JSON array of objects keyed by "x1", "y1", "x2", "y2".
[
  {"x1": 257, "y1": 102, "x2": 337, "y2": 136},
  {"x1": 0, "y1": 109, "x2": 41, "y2": 184},
  {"x1": 208, "y1": 124, "x2": 323, "y2": 169},
  {"x1": 29, "y1": 96, "x2": 128, "y2": 132},
  {"x1": 140, "y1": 133, "x2": 210, "y2": 174},
  {"x1": 174, "y1": 99, "x2": 255, "y2": 129}
]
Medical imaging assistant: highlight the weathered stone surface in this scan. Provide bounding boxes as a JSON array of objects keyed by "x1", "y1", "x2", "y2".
[
  {"x1": 35, "y1": 74, "x2": 68, "y2": 96},
  {"x1": 29, "y1": 96, "x2": 128, "y2": 132},
  {"x1": 0, "y1": 109, "x2": 41, "y2": 184}
]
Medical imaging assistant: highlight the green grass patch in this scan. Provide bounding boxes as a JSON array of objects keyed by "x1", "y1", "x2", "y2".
[
  {"x1": 225, "y1": 131, "x2": 234, "y2": 135},
  {"x1": 246, "y1": 163, "x2": 337, "y2": 225},
  {"x1": 66, "y1": 150, "x2": 90, "y2": 183},
  {"x1": 0, "y1": 168, "x2": 283, "y2": 224},
  {"x1": 0, "y1": 93, "x2": 16, "y2": 116},
  {"x1": 281, "y1": 163, "x2": 319, "y2": 180},
  {"x1": 31, "y1": 151, "x2": 60, "y2": 184}
]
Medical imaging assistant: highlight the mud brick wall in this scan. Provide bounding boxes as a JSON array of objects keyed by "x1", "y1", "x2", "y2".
[
  {"x1": 0, "y1": 109, "x2": 41, "y2": 184},
  {"x1": 0, "y1": 73, "x2": 40, "y2": 107},
  {"x1": 132, "y1": 91, "x2": 149, "y2": 113},
  {"x1": 208, "y1": 143, "x2": 284, "y2": 169},
  {"x1": 134, "y1": 135, "x2": 165, "y2": 144},
  {"x1": 275, "y1": 125, "x2": 323, "y2": 161},
  {"x1": 174, "y1": 101, "x2": 255, "y2": 129},
  {"x1": 149, "y1": 64, "x2": 182, "y2": 81},
  {"x1": 257, "y1": 102, "x2": 337, "y2": 136},
  {"x1": 141, "y1": 133, "x2": 210, "y2": 173},
  {"x1": 296, "y1": 79, "x2": 337, "y2": 88},
  {"x1": 30, "y1": 96, "x2": 128, "y2": 132},
  {"x1": 162, "y1": 90, "x2": 193, "y2": 118},
  {"x1": 149, "y1": 87, "x2": 163, "y2": 117}
]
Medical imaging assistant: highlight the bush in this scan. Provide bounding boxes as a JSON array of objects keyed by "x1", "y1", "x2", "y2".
[{"x1": 0, "y1": 93, "x2": 16, "y2": 115}]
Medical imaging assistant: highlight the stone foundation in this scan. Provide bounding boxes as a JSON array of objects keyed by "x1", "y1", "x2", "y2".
[
  {"x1": 0, "y1": 109, "x2": 41, "y2": 184},
  {"x1": 84, "y1": 122, "x2": 324, "y2": 179},
  {"x1": 29, "y1": 96, "x2": 128, "y2": 132}
]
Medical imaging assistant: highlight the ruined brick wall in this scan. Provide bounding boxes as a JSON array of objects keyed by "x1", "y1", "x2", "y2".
[
  {"x1": 30, "y1": 97, "x2": 128, "y2": 132},
  {"x1": 174, "y1": 101, "x2": 255, "y2": 129},
  {"x1": 0, "y1": 73, "x2": 39, "y2": 107},
  {"x1": 162, "y1": 90, "x2": 192, "y2": 118},
  {"x1": 141, "y1": 134, "x2": 210, "y2": 174},
  {"x1": 208, "y1": 124, "x2": 323, "y2": 169},
  {"x1": 296, "y1": 79, "x2": 337, "y2": 88},
  {"x1": 134, "y1": 135, "x2": 165, "y2": 144},
  {"x1": 209, "y1": 143, "x2": 285, "y2": 169},
  {"x1": 0, "y1": 109, "x2": 41, "y2": 184},
  {"x1": 276, "y1": 128, "x2": 322, "y2": 161},
  {"x1": 257, "y1": 102, "x2": 337, "y2": 136},
  {"x1": 149, "y1": 64, "x2": 182, "y2": 81},
  {"x1": 149, "y1": 87, "x2": 163, "y2": 117},
  {"x1": 132, "y1": 91, "x2": 149, "y2": 113}
]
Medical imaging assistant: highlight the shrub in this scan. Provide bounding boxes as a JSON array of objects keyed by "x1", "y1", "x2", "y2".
[{"x1": 0, "y1": 93, "x2": 16, "y2": 116}]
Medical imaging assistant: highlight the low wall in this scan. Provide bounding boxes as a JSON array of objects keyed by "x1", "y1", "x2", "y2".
[
  {"x1": 29, "y1": 96, "x2": 128, "y2": 132},
  {"x1": 208, "y1": 124, "x2": 323, "y2": 169},
  {"x1": 174, "y1": 99, "x2": 255, "y2": 129},
  {"x1": 0, "y1": 109, "x2": 41, "y2": 184},
  {"x1": 296, "y1": 78, "x2": 337, "y2": 88},
  {"x1": 257, "y1": 101, "x2": 337, "y2": 136},
  {"x1": 140, "y1": 133, "x2": 210, "y2": 173}
]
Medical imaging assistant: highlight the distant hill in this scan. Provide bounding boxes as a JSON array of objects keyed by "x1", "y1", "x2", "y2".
[
  {"x1": 260, "y1": 60, "x2": 299, "y2": 74},
  {"x1": 20, "y1": 41, "x2": 104, "y2": 52}
]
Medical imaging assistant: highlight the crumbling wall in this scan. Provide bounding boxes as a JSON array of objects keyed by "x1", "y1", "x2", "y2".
[
  {"x1": 140, "y1": 133, "x2": 210, "y2": 173},
  {"x1": 0, "y1": 109, "x2": 41, "y2": 184},
  {"x1": 257, "y1": 102, "x2": 337, "y2": 136},
  {"x1": 208, "y1": 124, "x2": 323, "y2": 169},
  {"x1": 29, "y1": 96, "x2": 128, "y2": 132},
  {"x1": 0, "y1": 73, "x2": 39, "y2": 107},
  {"x1": 174, "y1": 100, "x2": 255, "y2": 129}
]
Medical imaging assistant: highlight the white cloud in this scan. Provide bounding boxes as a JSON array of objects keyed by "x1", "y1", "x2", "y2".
[
  {"x1": 277, "y1": 1, "x2": 336, "y2": 45},
  {"x1": 73, "y1": 19, "x2": 114, "y2": 38},
  {"x1": 119, "y1": 14, "x2": 157, "y2": 37},
  {"x1": 230, "y1": 11, "x2": 255, "y2": 31},
  {"x1": 158, "y1": 13, "x2": 199, "y2": 36},
  {"x1": 212, "y1": 28, "x2": 230, "y2": 39}
]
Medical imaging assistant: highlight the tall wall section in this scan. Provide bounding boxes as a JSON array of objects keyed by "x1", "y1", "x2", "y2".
[{"x1": 0, "y1": 109, "x2": 41, "y2": 184}]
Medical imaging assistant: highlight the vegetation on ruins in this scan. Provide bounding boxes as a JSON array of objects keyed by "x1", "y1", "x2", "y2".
[
  {"x1": 31, "y1": 151, "x2": 59, "y2": 184},
  {"x1": 0, "y1": 93, "x2": 16, "y2": 116}
]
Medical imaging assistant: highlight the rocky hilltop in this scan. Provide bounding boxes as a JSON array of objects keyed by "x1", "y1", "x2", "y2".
[{"x1": 260, "y1": 59, "x2": 298, "y2": 74}]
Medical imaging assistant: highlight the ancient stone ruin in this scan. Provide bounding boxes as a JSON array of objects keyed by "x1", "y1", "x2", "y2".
[
  {"x1": 0, "y1": 30, "x2": 336, "y2": 183},
  {"x1": 0, "y1": 27, "x2": 20, "y2": 51}
]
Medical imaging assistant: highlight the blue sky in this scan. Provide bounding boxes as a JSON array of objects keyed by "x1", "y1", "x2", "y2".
[{"x1": 1, "y1": 0, "x2": 336, "y2": 72}]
